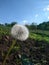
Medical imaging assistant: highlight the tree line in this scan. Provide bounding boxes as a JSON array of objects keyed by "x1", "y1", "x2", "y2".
[
  {"x1": 26, "y1": 21, "x2": 49, "y2": 31},
  {"x1": 0, "y1": 21, "x2": 49, "y2": 30}
]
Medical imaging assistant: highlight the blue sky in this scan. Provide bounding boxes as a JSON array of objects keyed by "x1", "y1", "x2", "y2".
[{"x1": 0, "y1": 0, "x2": 49, "y2": 25}]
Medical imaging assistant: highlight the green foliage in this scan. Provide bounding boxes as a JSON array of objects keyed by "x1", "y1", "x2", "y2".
[
  {"x1": 37, "y1": 21, "x2": 49, "y2": 30},
  {"x1": 0, "y1": 25, "x2": 11, "y2": 35},
  {"x1": 0, "y1": 21, "x2": 49, "y2": 43},
  {"x1": 26, "y1": 23, "x2": 37, "y2": 30},
  {"x1": 0, "y1": 21, "x2": 49, "y2": 65},
  {"x1": 27, "y1": 21, "x2": 49, "y2": 31},
  {"x1": 5, "y1": 22, "x2": 17, "y2": 27},
  {"x1": 29, "y1": 32, "x2": 49, "y2": 43}
]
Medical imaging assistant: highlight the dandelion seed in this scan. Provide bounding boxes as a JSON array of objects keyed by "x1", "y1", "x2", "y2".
[{"x1": 11, "y1": 24, "x2": 29, "y2": 41}]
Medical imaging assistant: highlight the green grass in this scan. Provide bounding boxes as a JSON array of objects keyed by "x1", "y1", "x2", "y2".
[
  {"x1": 0, "y1": 25, "x2": 11, "y2": 35},
  {"x1": 0, "y1": 25, "x2": 49, "y2": 43},
  {"x1": 29, "y1": 32, "x2": 49, "y2": 43},
  {"x1": 30, "y1": 29, "x2": 49, "y2": 37}
]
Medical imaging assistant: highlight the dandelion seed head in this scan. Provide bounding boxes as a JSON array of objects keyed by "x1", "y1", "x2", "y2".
[{"x1": 11, "y1": 24, "x2": 29, "y2": 41}]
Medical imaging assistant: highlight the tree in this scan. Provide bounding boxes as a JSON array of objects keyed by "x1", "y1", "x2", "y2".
[
  {"x1": 29, "y1": 22, "x2": 37, "y2": 30},
  {"x1": 5, "y1": 22, "x2": 17, "y2": 27},
  {"x1": 37, "y1": 21, "x2": 49, "y2": 30},
  {"x1": 10, "y1": 22, "x2": 17, "y2": 26}
]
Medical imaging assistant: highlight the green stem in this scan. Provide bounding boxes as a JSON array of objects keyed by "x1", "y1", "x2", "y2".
[{"x1": 2, "y1": 40, "x2": 16, "y2": 65}]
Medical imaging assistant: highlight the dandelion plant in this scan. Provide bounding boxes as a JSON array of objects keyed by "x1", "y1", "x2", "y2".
[
  {"x1": 11, "y1": 24, "x2": 29, "y2": 41},
  {"x1": 3, "y1": 24, "x2": 29, "y2": 65}
]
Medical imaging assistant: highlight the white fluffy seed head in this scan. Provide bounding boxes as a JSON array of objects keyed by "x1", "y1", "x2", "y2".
[{"x1": 11, "y1": 24, "x2": 29, "y2": 41}]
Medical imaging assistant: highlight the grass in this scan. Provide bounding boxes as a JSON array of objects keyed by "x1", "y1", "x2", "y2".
[
  {"x1": 0, "y1": 25, "x2": 49, "y2": 65},
  {"x1": 0, "y1": 25, "x2": 11, "y2": 35},
  {"x1": 0, "y1": 25, "x2": 49, "y2": 43},
  {"x1": 29, "y1": 32, "x2": 49, "y2": 43}
]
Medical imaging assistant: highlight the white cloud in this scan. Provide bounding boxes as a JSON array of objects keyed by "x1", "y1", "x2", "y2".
[
  {"x1": 35, "y1": 14, "x2": 38, "y2": 17},
  {"x1": 23, "y1": 20, "x2": 27, "y2": 23},
  {"x1": 43, "y1": 5, "x2": 49, "y2": 11},
  {"x1": 22, "y1": 20, "x2": 28, "y2": 25},
  {"x1": 48, "y1": 16, "x2": 49, "y2": 19}
]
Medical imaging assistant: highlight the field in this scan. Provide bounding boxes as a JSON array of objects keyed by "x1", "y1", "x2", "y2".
[
  {"x1": 30, "y1": 30, "x2": 49, "y2": 42},
  {"x1": 0, "y1": 25, "x2": 49, "y2": 65}
]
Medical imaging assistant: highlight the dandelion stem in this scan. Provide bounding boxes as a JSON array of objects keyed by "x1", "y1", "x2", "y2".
[{"x1": 2, "y1": 40, "x2": 16, "y2": 65}]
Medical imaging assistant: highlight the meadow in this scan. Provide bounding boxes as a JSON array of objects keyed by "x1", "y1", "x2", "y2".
[
  {"x1": 0, "y1": 25, "x2": 49, "y2": 42},
  {"x1": 0, "y1": 23, "x2": 49, "y2": 65}
]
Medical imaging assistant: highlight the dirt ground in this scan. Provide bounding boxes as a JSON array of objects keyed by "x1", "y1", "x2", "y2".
[{"x1": 0, "y1": 35, "x2": 49, "y2": 65}]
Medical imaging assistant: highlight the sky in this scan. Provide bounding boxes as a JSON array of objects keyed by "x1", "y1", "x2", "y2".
[{"x1": 0, "y1": 0, "x2": 49, "y2": 25}]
